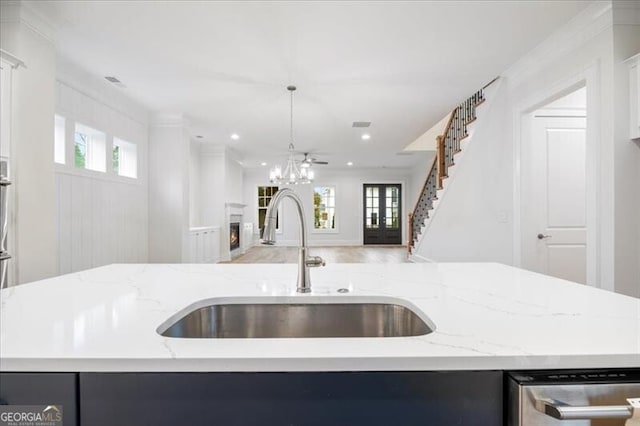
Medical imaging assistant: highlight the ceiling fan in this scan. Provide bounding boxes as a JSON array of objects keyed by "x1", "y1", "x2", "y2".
[{"x1": 300, "y1": 152, "x2": 329, "y2": 167}]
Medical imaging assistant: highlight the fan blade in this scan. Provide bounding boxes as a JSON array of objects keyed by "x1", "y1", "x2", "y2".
[{"x1": 311, "y1": 160, "x2": 329, "y2": 165}]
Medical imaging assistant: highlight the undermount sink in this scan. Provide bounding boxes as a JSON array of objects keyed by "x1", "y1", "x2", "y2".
[{"x1": 158, "y1": 297, "x2": 435, "y2": 338}]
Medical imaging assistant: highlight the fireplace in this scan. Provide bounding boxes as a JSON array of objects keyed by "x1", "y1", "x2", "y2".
[
  {"x1": 225, "y1": 203, "x2": 247, "y2": 261},
  {"x1": 230, "y1": 222, "x2": 240, "y2": 251}
]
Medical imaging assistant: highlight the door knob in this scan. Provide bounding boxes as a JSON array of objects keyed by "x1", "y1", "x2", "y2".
[{"x1": 537, "y1": 233, "x2": 552, "y2": 240}]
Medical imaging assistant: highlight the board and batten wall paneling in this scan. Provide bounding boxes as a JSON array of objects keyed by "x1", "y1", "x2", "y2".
[
  {"x1": 54, "y1": 72, "x2": 149, "y2": 275},
  {"x1": 56, "y1": 174, "x2": 148, "y2": 275}
]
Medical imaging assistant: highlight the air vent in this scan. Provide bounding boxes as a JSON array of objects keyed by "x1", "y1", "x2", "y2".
[
  {"x1": 104, "y1": 76, "x2": 126, "y2": 88},
  {"x1": 352, "y1": 121, "x2": 371, "y2": 128}
]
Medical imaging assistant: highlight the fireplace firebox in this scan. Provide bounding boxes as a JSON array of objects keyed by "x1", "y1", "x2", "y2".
[{"x1": 230, "y1": 222, "x2": 240, "y2": 251}]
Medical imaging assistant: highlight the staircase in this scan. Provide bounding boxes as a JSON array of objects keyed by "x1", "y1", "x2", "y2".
[{"x1": 408, "y1": 78, "x2": 498, "y2": 254}]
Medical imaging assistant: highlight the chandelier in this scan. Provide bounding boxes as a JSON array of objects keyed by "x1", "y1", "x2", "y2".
[{"x1": 269, "y1": 86, "x2": 314, "y2": 185}]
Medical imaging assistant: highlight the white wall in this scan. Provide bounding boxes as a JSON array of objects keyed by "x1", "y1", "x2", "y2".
[
  {"x1": 148, "y1": 115, "x2": 190, "y2": 262},
  {"x1": 54, "y1": 58, "x2": 149, "y2": 274},
  {"x1": 190, "y1": 144, "x2": 245, "y2": 259},
  {"x1": 413, "y1": 1, "x2": 640, "y2": 296},
  {"x1": 0, "y1": 2, "x2": 57, "y2": 284},
  {"x1": 242, "y1": 166, "x2": 425, "y2": 246},
  {"x1": 225, "y1": 151, "x2": 244, "y2": 203},
  {"x1": 1, "y1": 2, "x2": 152, "y2": 282},
  {"x1": 405, "y1": 114, "x2": 450, "y2": 151},
  {"x1": 612, "y1": 1, "x2": 640, "y2": 297},
  {"x1": 408, "y1": 151, "x2": 436, "y2": 210},
  {"x1": 413, "y1": 82, "x2": 514, "y2": 264},
  {"x1": 198, "y1": 146, "x2": 225, "y2": 229},
  {"x1": 189, "y1": 140, "x2": 201, "y2": 227}
]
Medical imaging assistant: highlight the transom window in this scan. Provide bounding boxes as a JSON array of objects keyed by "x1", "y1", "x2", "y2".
[
  {"x1": 113, "y1": 137, "x2": 137, "y2": 178},
  {"x1": 74, "y1": 122, "x2": 106, "y2": 172},
  {"x1": 313, "y1": 186, "x2": 336, "y2": 230}
]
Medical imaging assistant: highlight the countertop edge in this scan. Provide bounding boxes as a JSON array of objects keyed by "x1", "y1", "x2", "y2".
[{"x1": 2, "y1": 354, "x2": 639, "y2": 373}]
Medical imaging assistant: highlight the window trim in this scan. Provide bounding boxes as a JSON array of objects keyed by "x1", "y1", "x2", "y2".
[{"x1": 54, "y1": 114, "x2": 66, "y2": 165}]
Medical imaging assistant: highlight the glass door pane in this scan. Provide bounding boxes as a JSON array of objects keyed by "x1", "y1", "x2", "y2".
[
  {"x1": 386, "y1": 186, "x2": 399, "y2": 229},
  {"x1": 366, "y1": 186, "x2": 379, "y2": 229}
]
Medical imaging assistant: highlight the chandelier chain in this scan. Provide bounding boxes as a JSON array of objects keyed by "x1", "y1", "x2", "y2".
[{"x1": 290, "y1": 88, "x2": 294, "y2": 143}]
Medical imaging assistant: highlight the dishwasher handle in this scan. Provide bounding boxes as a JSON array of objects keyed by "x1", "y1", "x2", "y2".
[{"x1": 535, "y1": 397, "x2": 635, "y2": 420}]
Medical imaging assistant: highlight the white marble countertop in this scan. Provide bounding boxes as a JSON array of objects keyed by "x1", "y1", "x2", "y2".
[{"x1": 1, "y1": 263, "x2": 638, "y2": 372}]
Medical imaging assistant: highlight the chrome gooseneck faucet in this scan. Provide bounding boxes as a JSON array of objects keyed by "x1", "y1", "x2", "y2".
[{"x1": 262, "y1": 188, "x2": 325, "y2": 293}]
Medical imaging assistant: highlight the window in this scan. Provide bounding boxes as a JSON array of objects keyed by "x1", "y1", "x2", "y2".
[
  {"x1": 54, "y1": 115, "x2": 65, "y2": 164},
  {"x1": 74, "y1": 122, "x2": 106, "y2": 172},
  {"x1": 313, "y1": 186, "x2": 336, "y2": 230},
  {"x1": 113, "y1": 137, "x2": 137, "y2": 178},
  {"x1": 257, "y1": 186, "x2": 279, "y2": 236}
]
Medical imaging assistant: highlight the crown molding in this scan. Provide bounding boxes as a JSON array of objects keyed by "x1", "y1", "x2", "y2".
[
  {"x1": 0, "y1": 49, "x2": 26, "y2": 69},
  {"x1": 612, "y1": 0, "x2": 640, "y2": 25},
  {"x1": 150, "y1": 113, "x2": 189, "y2": 128},
  {"x1": 1, "y1": 1, "x2": 56, "y2": 45},
  {"x1": 197, "y1": 144, "x2": 244, "y2": 164},
  {"x1": 199, "y1": 143, "x2": 226, "y2": 157},
  {"x1": 504, "y1": 1, "x2": 613, "y2": 86}
]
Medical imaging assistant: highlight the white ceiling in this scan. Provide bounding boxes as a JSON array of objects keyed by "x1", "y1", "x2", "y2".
[{"x1": 31, "y1": 0, "x2": 590, "y2": 169}]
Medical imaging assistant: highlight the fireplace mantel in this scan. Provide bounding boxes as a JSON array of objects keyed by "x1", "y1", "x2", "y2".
[{"x1": 225, "y1": 202, "x2": 246, "y2": 217}]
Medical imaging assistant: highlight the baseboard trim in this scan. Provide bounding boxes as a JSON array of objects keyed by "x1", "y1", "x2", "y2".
[{"x1": 408, "y1": 253, "x2": 435, "y2": 263}]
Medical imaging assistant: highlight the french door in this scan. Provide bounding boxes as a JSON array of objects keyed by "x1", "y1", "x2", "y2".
[{"x1": 363, "y1": 184, "x2": 402, "y2": 245}]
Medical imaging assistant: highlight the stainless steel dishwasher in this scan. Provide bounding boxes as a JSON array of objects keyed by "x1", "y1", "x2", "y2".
[{"x1": 508, "y1": 370, "x2": 640, "y2": 425}]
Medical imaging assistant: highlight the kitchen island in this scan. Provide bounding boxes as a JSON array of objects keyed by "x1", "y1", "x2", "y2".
[{"x1": 1, "y1": 263, "x2": 639, "y2": 425}]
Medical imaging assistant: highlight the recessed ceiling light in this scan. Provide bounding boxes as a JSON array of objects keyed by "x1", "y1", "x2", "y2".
[
  {"x1": 260, "y1": 162, "x2": 267, "y2": 166},
  {"x1": 230, "y1": 133, "x2": 240, "y2": 140},
  {"x1": 361, "y1": 134, "x2": 371, "y2": 140},
  {"x1": 347, "y1": 161, "x2": 353, "y2": 166}
]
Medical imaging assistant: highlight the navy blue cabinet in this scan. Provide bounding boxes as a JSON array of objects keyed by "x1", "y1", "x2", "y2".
[
  {"x1": 80, "y1": 371, "x2": 503, "y2": 426},
  {"x1": 0, "y1": 373, "x2": 78, "y2": 426}
]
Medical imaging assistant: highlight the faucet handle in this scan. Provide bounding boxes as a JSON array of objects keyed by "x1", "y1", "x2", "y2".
[{"x1": 306, "y1": 256, "x2": 325, "y2": 268}]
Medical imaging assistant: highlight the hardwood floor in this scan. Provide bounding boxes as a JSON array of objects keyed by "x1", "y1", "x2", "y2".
[{"x1": 229, "y1": 245, "x2": 409, "y2": 264}]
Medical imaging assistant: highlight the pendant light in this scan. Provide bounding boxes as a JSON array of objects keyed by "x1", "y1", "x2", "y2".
[{"x1": 269, "y1": 85, "x2": 314, "y2": 185}]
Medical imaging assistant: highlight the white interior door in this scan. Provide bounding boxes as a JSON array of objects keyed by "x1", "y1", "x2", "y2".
[{"x1": 530, "y1": 115, "x2": 587, "y2": 284}]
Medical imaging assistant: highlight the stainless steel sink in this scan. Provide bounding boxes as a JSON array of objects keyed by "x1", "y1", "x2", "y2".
[{"x1": 158, "y1": 297, "x2": 435, "y2": 338}]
